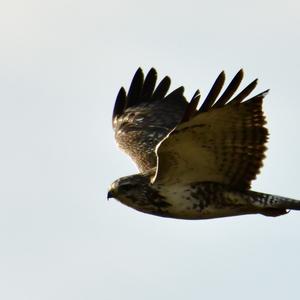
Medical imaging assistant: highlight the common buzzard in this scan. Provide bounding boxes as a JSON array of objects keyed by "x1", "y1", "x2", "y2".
[{"x1": 107, "y1": 68, "x2": 300, "y2": 219}]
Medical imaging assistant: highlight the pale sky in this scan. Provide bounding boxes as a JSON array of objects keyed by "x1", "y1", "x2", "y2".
[{"x1": 1, "y1": 0, "x2": 300, "y2": 299}]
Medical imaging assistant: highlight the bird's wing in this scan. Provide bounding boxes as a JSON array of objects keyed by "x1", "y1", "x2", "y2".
[
  {"x1": 113, "y1": 68, "x2": 188, "y2": 172},
  {"x1": 153, "y1": 70, "x2": 269, "y2": 190}
]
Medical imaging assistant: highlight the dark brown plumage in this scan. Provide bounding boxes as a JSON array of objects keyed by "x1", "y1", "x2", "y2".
[{"x1": 113, "y1": 68, "x2": 187, "y2": 172}]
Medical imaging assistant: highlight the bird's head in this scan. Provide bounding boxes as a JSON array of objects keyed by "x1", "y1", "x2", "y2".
[
  {"x1": 107, "y1": 172, "x2": 171, "y2": 216},
  {"x1": 107, "y1": 174, "x2": 151, "y2": 208}
]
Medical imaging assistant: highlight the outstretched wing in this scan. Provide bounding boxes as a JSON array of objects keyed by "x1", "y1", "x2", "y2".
[
  {"x1": 113, "y1": 68, "x2": 188, "y2": 172},
  {"x1": 153, "y1": 70, "x2": 269, "y2": 190}
]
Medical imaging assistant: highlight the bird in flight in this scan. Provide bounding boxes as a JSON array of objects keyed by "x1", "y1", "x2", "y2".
[{"x1": 107, "y1": 68, "x2": 300, "y2": 219}]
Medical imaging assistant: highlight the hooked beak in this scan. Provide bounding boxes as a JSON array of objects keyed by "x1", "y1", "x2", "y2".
[{"x1": 107, "y1": 190, "x2": 114, "y2": 200}]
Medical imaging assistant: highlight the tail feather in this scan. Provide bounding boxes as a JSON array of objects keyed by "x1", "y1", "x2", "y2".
[{"x1": 249, "y1": 191, "x2": 300, "y2": 217}]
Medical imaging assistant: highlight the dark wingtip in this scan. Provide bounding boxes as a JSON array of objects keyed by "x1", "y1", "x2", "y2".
[
  {"x1": 164, "y1": 86, "x2": 185, "y2": 102},
  {"x1": 229, "y1": 78, "x2": 259, "y2": 104},
  {"x1": 261, "y1": 89, "x2": 270, "y2": 97},
  {"x1": 198, "y1": 71, "x2": 226, "y2": 112},
  {"x1": 126, "y1": 68, "x2": 144, "y2": 108},
  {"x1": 168, "y1": 86, "x2": 184, "y2": 96},
  {"x1": 181, "y1": 90, "x2": 201, "y2": 123},
  {"x1": 246, "y1": 89, "x2": 270, "y2": 102},
  {"x1": 236, "y1": 69, "x2": 244, "y2": 80},
  {"x1": 112, "y1": 87, "x2": 127, "y2": 126},
  {"x1": 192, "y1": 89, "x2": 201, "y2": 99},
  {"x1": 197, "y1": 70, "x2": 267, "y2": 112},
  {"x1": 141, "y1": 68, "x2": 158, "y2": 101},
  {"x1": 152, "y1": 76, "x2": 171, "y2": 101},
  {"x1": 213, "y1": 69, "x2": 244, "y2": 108},
  {"x1": 148, "y1": 67, "x2": 157, "y2": 74}
]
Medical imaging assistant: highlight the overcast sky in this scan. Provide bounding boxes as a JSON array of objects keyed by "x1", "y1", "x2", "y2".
[{"x1": 1, "y1": 0, "x2": 300, "y2": 299}]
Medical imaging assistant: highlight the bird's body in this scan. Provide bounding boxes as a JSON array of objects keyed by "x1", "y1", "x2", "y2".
[
  {"x1": 110, "y1": 173, "x2": 298, "y2": 219},
  {"x1": 155, "y1": 181, "x2": 267, "y2": 219},
  {"x1": 108, "y1": 68, "x2": 300, "y2": 219}
]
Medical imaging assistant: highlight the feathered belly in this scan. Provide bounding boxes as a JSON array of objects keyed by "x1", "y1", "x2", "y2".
[{"x1": 155, "y1": 182, "x2": 257, "y2": 219}]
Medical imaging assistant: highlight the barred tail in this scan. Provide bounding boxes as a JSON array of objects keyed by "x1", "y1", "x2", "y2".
[{"x1": 249, "y1": 191, "x2": 300, "y2": 217}]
